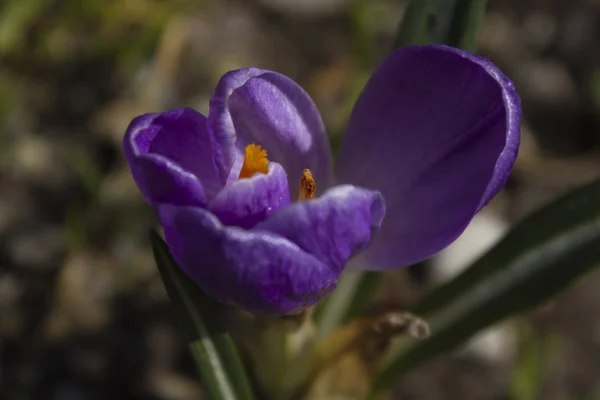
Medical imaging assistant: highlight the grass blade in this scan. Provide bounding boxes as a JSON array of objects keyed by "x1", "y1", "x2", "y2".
[
  {"x1": 392, "y1": 0, "x2": 438, "y2": 49},
  {"x1": 150, "y1": 230, "x2": 255, "y2": 400}
]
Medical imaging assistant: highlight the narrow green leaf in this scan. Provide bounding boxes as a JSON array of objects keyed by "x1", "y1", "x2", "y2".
[
  {"x1": 372, "y1": 178, "x2": 600, "y2": 392},
  {"x1": 415, "y1": 178, "x2": 600, "y2": 317},
  {"x1": 431, "y1": 0, "x2": 457, "y2": 44},
  {"x1": 393, "y1": 0, "x2": 489, "y2": 51},
  {"x1": 150, "y1": 230, "x2": 255, "y2": 400},
  {"x1": 438, "y1": 0, "x2": 488, "y2": 51},
  {"x1": 344, "y1": 271, "x2": 384, "y2": 319},
  {"x1": 510, "y1": 322, "x2": 560, "y2": 400},
  {"x1": 392, "y1": 0, "x2": 438, "y2": 49},
  {"x1": 314, "y1": 271, "x2": 382, "y2": 339}
]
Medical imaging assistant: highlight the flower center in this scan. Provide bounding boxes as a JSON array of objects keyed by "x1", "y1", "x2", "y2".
[
  {"x1": 239, "y1": 144, "x2": 269, "y2": 179},
  {"x1": 238, "y1": 144, "x2": 316, "y2": 201}
]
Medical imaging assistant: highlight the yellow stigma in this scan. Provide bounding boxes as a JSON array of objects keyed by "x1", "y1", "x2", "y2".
[
  {"x1": 298, "y1": 169, "x2": 316, "y2": 201},
  {"x1": 239, "y1": 144, "x2": 269, "y2": 179}
]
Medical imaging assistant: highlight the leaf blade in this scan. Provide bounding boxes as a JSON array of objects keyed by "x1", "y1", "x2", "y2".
[
  {"x1": 372, "y1": 178, "x2": 600, "y2": 392},
  {"x1": 150, "y1": 230, "x2": 255, "y2": 400},
  {"x1": 314, "y1": 271, "x2": 383, "y2": 339},
  {"x1": 442, "y1": 0, "x2": 488, "y2": 51},
  {"x1": 392, "y1": 0, "x2": 438, "y2": 49}
]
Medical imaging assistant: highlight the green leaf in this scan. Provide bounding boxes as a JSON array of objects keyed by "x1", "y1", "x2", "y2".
[
  {"x1": 510, "y1": 322, "x2": 560, "y2": 400},
  {"x1": 392, "y1": 0, "x2": 438, "y2": 49},
  {"x1": 437, "y1": 0, "x2": 488, "y2": 51},
  {"x1": 372, "y1": 177, "x2": 600, "y2": 393},
  {"x1": 150, "y1": 230, "x2": 255, "y2": 400},
  {"x1": 314, "y1": 271, "x2": 383, "y2": 339},
  {"x1": 393, "y1": 0, "x2": 489, "y2": 51}
]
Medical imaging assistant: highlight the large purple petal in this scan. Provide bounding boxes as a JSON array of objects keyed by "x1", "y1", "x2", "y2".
[
  {"x1": 123, "y1": 113, "x2": 206, "y2": 206},
  {"x1": 125, "y1": 108, "x2": 231, "y2": 200},
  {"x1": 210, "y1": 69, "x2": 333, "y2": 193},
  {"x1": 256, "y1": 185, "x2": 385, "y2": 275},
  {"x1": 336, "y1": 45, "x2": 521, "y2": 269},
  {"x1": 158, "y1": 205, "x2": 337, "y2": 315},
  {"x1": 208, "y1": 162, "x2": 291, "y2": 229}
]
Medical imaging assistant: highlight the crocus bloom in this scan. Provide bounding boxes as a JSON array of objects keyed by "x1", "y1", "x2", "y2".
[{"x1": 123, "y1": 45, "x2": 521, "y2": 315}]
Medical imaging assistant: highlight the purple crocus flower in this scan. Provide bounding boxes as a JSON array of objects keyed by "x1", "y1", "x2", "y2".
[{"x1": 123, "y1": 45, "x2": 521, "y2": 315}]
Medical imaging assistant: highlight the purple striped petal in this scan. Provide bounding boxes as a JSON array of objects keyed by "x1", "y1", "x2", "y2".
[
  {"x1": 208, "y1": 69, "x2": 265, "y2": 183},
  {"x1": 210, "y1": 69, "x2": 333, "y2": 194},
  {"x1": 124, "y1": 108, "x2": 232, "y2": 202},
  {"x1": 158, "y1": 204, "x2": 337, "y2": 315},
  {"x1": 123, "y1": 112, "x2": 206, "y2": 206},
  {"x1": 208, "y1": 162, "x2": 291, "y2": 229},
  {"x1": 256, "y1": 185, "x2": 385, "y2": 274},
  {"x1": 336, "y1": 45, "x2": 521, "y2": 269}
]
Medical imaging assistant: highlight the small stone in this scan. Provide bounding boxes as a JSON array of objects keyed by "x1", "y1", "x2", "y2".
[
  {"x1": 0, "y1": 183, "x2": 33, "y2": 234},
  {"x1": 522, "y1": 12, "x2": 557, "y2": 51},
  {"x1": 7, "y1": 223, "x2": 66, "y2": 271},
  {"x1": 516, "y1": 60, "x2": 579, "y2": 108},
  {"x1": 7, "y1": 135, "x2": 72, "y2": 188},
  {"x1": 0, "y1": 273, "x2": 23, "y2": 335},
  {"x1": 45, "y1": 255, "x2": 114, "y2": 338}
]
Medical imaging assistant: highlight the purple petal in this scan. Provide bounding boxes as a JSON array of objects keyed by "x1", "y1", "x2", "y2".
[
  {"x1": 208, "y1": 69, "x2": 266, "y2": 183},
  {"x1": 158, "y1": 204, "x2": 337, "y2": 315},
  {"x1": 211, "y1": 69, "x2": 332, "y2": 193},
  {"x1": 123, "y1": 113, "x2": 206, "y2": 206},
  {"x1": 336, "y1": 45, "x2": 521, "y2": 269},
  {"x1": 124, "y1": 108, "x2": 230, "y2": 200},
  {"x1": 256, "y1": 185, "x2": 385, "y2": 274},
  {"x1": 207, "y1": 162, "x2": 291, "y2": 229}
]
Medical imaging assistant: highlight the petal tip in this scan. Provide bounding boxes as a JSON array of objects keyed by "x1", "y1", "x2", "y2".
[{"x1": 370, "y1": 191, "x2": 386, "y2": 228}]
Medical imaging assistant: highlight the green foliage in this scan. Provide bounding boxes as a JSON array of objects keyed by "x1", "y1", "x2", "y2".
[
  {"x1": 150, "y1": 230, "x2": 256, "y2": 400},
  {"x1": 372, "y1": 176, "x2": 600, "y2": 393},
  {"x1": 510, "y1": 322, "x2": 560, "y2": 400},
  {"x1": 433, "y1": 0, "x2": 488, "y2": 51},
  {"x1": 392, "y1": 0, "x2": 439, "y2": 49},
  {"x1": 314, "y1": 271, "x2": 383, "y2": 339}
]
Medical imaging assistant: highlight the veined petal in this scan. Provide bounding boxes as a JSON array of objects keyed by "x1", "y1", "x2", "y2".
[
  {"x1": 208, "y1": 68, "x2": 265, "y2": 183},
  {"x1": 124, "y1": 108, "x2": 230, "y2": 201},
  {"x1": 211, "y1": 69, "x2": 333, "y2": 193},
  {"x1": 208, "y1": 162, "x2": 291, "y2": 229},
  {"x1": 256, "y1": 185, "x2": 385, "y2": 274},
  {"x1": 336, "y1": 45, "x2": 521, "y2": 269},
  {"x1": 123, "y1": 113, "x2": 206, "y2": 206},
  {"x1": 158, "y1": 204, "x2": 337, "y2": 315}
]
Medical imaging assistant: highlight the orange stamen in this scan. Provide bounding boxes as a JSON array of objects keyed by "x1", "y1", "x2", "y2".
[
  {"x1": 239, "y1": 144, "x2": 269, "y2": 179},
  {"x1": 298, "y1": 169, "x2": 316, "y2": 201}
]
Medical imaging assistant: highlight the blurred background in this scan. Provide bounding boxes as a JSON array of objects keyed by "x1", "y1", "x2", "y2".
[{"x1": 2, "y1": 0, "x2": 600, "y2": 399}]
